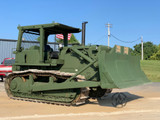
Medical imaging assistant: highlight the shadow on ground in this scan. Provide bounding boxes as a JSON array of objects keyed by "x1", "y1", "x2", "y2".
[{"x1": 88, "y1": 92, "x2": 143, "y2": 107}]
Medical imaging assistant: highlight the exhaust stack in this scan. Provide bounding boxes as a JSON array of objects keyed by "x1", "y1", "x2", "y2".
[{"x1": 81, "y1": 22, "x2": 88, "y2": 46}]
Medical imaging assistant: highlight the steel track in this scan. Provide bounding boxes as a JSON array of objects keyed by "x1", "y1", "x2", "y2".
[{"x1": 5, "y1": 70, "x2": 89, "y2": 106}]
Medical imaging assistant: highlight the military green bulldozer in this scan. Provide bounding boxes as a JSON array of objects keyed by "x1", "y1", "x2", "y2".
[{"x1": 5, "y1": 22, "x2": 150, "y2": 106}]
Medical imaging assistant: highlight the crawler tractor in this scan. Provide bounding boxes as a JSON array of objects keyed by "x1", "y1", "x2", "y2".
[{"x1": 5, "y1": 22, "x2": 150, "y2": 106}]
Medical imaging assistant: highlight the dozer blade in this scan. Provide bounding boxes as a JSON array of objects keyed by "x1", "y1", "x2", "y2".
[{"x1": 98, "y1": 45, "x2": 150, "y2": 89}]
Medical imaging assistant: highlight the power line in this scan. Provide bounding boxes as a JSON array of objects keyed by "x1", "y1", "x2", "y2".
[
  {"x1": 94, "y1": 35, "x2": 107, "y2": 44},
  {"x1": 111, "y1": 33, "x2": 141, "y2": 43}
]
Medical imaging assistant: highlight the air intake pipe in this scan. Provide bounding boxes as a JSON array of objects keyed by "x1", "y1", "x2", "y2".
[{"x1": 81, "y1": 22, "x2": 88, "y2": 46}]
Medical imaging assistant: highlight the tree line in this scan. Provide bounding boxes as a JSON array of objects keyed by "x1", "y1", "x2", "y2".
[{"x1": 131, "y1": 42, "x2": 160, "y2": 60}]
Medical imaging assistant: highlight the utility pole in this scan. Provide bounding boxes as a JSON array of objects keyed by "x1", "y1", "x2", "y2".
[
  {"x1": 141, "y1": 36, "x2": 143, "y2": 60},
  {"x1": 106, "y1": 23, "x2": 112, "y2": 47}
]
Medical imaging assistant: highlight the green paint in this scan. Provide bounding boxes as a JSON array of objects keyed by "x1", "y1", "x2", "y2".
[
  {"x1": 10, "y1": 22, "x2": 150, "y2": 103},
  {"x1": 32, "y1": 81, "x2": 100, "y2": 92}
]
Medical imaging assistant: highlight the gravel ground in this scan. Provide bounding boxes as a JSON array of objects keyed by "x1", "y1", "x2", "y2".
[{"x1": 0, "y1": 82, "x2": 160, "y2": 120}]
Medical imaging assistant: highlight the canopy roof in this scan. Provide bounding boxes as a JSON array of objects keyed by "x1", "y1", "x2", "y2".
[{"x1": 18, "y1": 22, "x2": 81, "y2": 34}]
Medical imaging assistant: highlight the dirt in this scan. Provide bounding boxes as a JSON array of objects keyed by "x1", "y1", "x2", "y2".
[
  {"x1": 0, "y1": 82, "x2": 160, "y2": 120},
  {"x1": 0, "y1": 82, "x2": 4, "y2": 92}
]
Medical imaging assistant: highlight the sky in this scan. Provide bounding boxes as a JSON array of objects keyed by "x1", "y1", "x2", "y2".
[{"x1": 0, "y1": 0, "x2": 160, "y2": 48}]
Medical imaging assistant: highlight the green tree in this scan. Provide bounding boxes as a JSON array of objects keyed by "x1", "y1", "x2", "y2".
[
  {"x1": 56, "y1": 34, "x2": 80, "y2": 44},
  {"x1": 150, "y1": 45, "x2": 160, "y2": 60},
  {"x1": 56, "y1": 38, "x2": 63, "y2": 43},
  {"x1": 132, "y1": 42, "x2": 158, "y2": 60},
  {"x1": 129, "y1": 48, "x2": 134, "y2": 55},
  {"x1": 36, "y1": 37, "x2": 40, "y2": 42}
]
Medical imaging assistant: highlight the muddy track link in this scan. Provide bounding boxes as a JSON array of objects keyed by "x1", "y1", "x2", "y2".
[{"x1": 5, "y1": 69, "x2": 89, "y2": 106}]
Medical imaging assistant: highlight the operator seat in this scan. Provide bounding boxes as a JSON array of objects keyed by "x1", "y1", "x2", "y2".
[{"x1": 45, "y1": 45, "x2": 59, "y2": 59}]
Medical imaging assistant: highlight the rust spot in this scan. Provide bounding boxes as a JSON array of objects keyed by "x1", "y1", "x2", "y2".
[
  {"x1": 124, "y1": 47, "x2": 129, "y2": 55},
  {"x1": 22, "y1": 77, "x2": 26, "y2": 82},
  {"x1": 116, "y1": 45, "x2": 121, "y2": 53}
]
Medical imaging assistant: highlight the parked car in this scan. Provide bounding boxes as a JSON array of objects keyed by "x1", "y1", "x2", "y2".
[{"x1": 0, "y1": 58, "x2": 15, "y2": 82}]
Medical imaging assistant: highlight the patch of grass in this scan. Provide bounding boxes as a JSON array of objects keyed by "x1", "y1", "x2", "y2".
[{"x1": 141, "y1": 60, "x2": 160, "y2": 82}]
